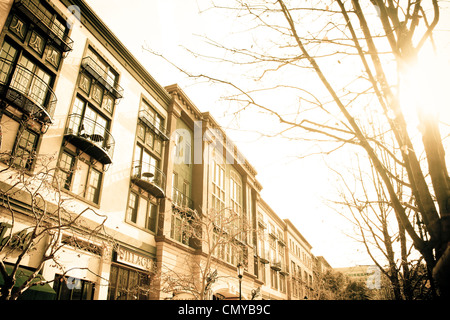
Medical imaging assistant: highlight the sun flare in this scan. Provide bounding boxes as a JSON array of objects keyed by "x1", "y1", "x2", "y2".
[{"x1": 399, "y1": 50, "x2": 450, "y2": 124}]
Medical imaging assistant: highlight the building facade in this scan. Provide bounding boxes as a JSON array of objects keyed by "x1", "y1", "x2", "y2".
[{"x1": 0, "y1": 0, "x2": 324, "y2": 300}]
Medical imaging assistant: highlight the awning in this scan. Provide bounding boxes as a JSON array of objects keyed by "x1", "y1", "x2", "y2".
[
  {"x1": 213, "y1": 288, "x2": 246, "y2": 300},
  {"x1": 0, "y1": 264, "x2": 56, "y2": 300}
]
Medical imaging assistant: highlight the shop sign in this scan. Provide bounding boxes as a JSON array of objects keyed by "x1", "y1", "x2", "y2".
[
  {"x1": 0, "y1": 222, "x2": 33, "y2": 250},
  {"x1": 116, "y1": 246, "x2": 153, "y2": 272}
]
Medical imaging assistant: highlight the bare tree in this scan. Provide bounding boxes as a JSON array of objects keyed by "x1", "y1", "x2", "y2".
[
  {"x1": 145, "y1": 0, "x2": 450, "y2": 298},
  {"x1": 0, "y1": 143, "x2": 112, "y2": 300},
  {"x1": 156, "y1": 204, "x2": 253, "y2": 300},
  {"x1": 331, "y1": 150, "x2": 433, "y2": 299}
]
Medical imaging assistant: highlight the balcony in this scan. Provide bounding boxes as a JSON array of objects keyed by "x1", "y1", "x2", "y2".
[
  {"x1": 138, "y1": 109, "x2": 169, "y2": 141},
  {"x1": 14, "y1": 0, "x2": 74, "y2": 52},
  {"x1": 172, "y1": 187, "x2": 193, "y2": 209},
  {"x1": 131, "y1": 161, "x2": 166, "y2": 198},
  {"x1": 259, "y1": 249, "x2": 270, "y2": 264},
  {"x1": 257, "y1": 219, "x2": 266, "y2": 229},
  {"x1": 270, "y1": 261, "x2": 282, "y2": 271},
  {"x1": 64, "y1": 114, "x2": 115, "y2": 164},
  {"x1": 277, "y1": 237, "x2": 286, "y2": 246},
  {"x1": 80, "y1": 57, "x2": 123, "y2": 100},
  {"x1": 280, "y1": 262, "x2": 289, "y2": 276},
  {"x1": 0, "y1": 59, "x2": 56, "y2": 124}
]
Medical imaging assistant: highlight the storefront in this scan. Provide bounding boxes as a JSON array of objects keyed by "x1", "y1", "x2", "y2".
[
  {"x1": 107, "y1": 245, "x2": 155, "y2": 300},
  {"x1": 53, "y1": 274, "x2": 95, "y2": 300}
]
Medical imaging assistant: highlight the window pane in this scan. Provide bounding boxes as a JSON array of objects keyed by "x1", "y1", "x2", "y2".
[
  {"x1": 58, "y1": 151, "x2": 75, "y2": 190},
  {"x1": 128, "y1": 271, "x2": 138, "y2": 300},
  {"x1": 83, "y1": 282, "x2": 94, "y2": 300},
  {"x1": 11, "y1": 57, "x2": 33, "y2": 94},
  {"x1": 138, "y1": 273, "x2": 150, "y2": 300},
  {"x1": 146, "y1": 202, "x2": 157, "y2": 232},
  {"x1": 0, "y1": 41, "x2": 17, "y2": 84},
  {"x1": 14, "y1": 129, "x2": 38, "y2": 169},
  {"x1": 107, "y1": 266, "x2": 118, "y2": 300},
  {"x1": 117, "y1": 268, "x2": 129, "y2": 300},
  {"x1": 30, "y1": 67, "x2": 51, "y2": 107},
  {"x1": 86, "y1": 169, "x2": 101, "y2": 203},
  {"x1": 71, "y1": 283, "x2": 82, "y2": 300},
  {"x1": 54, "y1": 274, "x2": 94, "y2": 300},
  {"x1": 127, "y1": 192, "x2": 138, "y2": 223}
]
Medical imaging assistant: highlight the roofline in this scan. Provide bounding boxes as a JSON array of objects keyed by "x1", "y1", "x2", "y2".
[
  {"x1": 258, "y1": 198, "x2": 285, "y2": 227},
  {"x1": 165, "y1": 84, "x2": 260, "y2": 180},
  {"x1": 284, "y1": 218, "x2": 313, "y2": 250},
  {"x1": 60, "y1": 0, "x2": 172, "y2": 107}
]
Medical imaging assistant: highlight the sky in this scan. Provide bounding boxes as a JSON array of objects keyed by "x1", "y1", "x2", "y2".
[{"x1": 82, "y1": 0, "x2": 450, "y2": 269}]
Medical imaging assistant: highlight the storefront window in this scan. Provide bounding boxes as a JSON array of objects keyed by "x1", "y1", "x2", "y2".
[
  {"x1": 53, "y1": 274, "x2": 95, "y2": 300},
  {"x1": 107, "y1": 265, "x2": 152, "y2": 300}
]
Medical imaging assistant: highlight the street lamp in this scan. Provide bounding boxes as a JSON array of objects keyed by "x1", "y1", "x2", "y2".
[{"x1": 237, "y1": 263, "x2": 244, "y2": 300}]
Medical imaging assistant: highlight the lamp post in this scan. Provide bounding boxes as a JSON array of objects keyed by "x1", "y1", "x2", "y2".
[{"x1": 237, "y1": 263, "x2": 244, "y2": 300}]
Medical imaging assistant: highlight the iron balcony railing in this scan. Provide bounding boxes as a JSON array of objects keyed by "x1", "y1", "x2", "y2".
[
  {"x1": 138, "y1": 109, "x2": 169, "y2": 141},
  {"x1": 172, "y1": 187, "x2": 194, "y2": 209},
  {"x1": 0, "y1": 58, "x2": 56, "y2": 124},
  {"x1": 64, "y1": 114, "x2": 115, "y2": 164},
  {"x1": 14, "y1": 0, "x2": 74, "y2": 52},
  {"x1": 81, "y1": 57, "x2": 123, "y2": 100},
  {"x1": 131, "y1": 161, "x2": 166, "y2": 198}
]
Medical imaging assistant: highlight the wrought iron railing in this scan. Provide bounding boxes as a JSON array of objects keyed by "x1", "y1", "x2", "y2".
[
  {"x1": 0, "y1": 58, "x2": 56, "y2": 123},
  {"x1": 65, "y1": 114, "x2": 115, "y2": 161},
  {"x1": 138, "y1": 109, "x2": 169, "y2": 141},
  {"x1": 81, "y1": 57, "x2": 123, "y2": 99},
  {"x1": 131, "y1": 160, "x2": 166, "y2": 195},
  {"x1": 15, "y1": 0, "x2": 74, "y2": 52},
  {"x1": 172, "y1": 187, "x2": 194, "y2": 209}
]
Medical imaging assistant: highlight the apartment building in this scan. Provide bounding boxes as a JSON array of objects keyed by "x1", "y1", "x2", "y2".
[
  {"x1": 0, "y1": 0, "x2": 323, "y2": 300},
  {"x1": 285, "y1": 219, "x2": 314, "y2": 299},
  {"x1": 253, "y1": 200, "x2": 288, "y2": 300},
  {"x1": 154, "y1": 84, "x2": 264, "y2": 300},
  {"x1": 0, "y1": 0, "x2": 170, "y2": 300}
]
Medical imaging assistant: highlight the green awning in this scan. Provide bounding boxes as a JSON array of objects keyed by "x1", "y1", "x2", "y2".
[{"x1": 0, "y1": 264, "x2": 56, "y2": 300}]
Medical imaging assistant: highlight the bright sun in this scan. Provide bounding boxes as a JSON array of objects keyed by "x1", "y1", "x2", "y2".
[{"x1": 399, "y1": 48, "x2": 450, "y2": 125}]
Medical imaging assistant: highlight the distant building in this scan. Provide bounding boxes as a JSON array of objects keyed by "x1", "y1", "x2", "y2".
[
  {"x1": 334, "y1": 265, "x2": 382, "y2": 290},
  {"x1": 315, "y1": 256, "x2": 333, "y2": 274}
]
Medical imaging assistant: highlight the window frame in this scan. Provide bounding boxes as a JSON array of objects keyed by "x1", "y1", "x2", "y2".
[
  {"x1": 107, "y1": 264, "x2": 152, "y2": 300},
  {"x1": 57, "y1": 149, "x2": 76, "y2": 190},
  {"x1": 53, "y1": 274, "x2": 95, "y2": 301},
  {"x1": 126, "y1": 191, "x2": 139, "y2": 224},
  {"x1": 12, "y1": 127, "x2": 39, "y2": 171},
  {"x1": 138, "y1": 99, "x2": 165, "y2": 155},
  {"x1": 211, "y1": 158, "x2": 225, "y2": 213},
  {"x1": 125, "y1": 190, "x2": 158, "y2": 233},
  {"x1": 85, "y1": 167, "x2": 102, "y2": 204},
  {"x1": 170, "y1": 211, "x2": 191, "y2": 246},
  {"x1": 144, "y1": 200, "x2": 158, "y2": 233}
]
